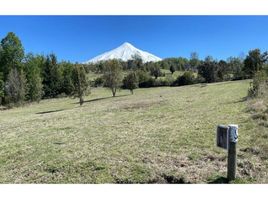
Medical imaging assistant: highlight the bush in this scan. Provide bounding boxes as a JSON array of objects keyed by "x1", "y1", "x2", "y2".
[
  {"x1": 93, "y1": 76, "x2": 104, "y2": 87},
  {"x1": 5, "y1": 68, "x2": 28, "y2": 106},
  {"x1": 139, "y1": 77, "x2": 155, "y2": 88},
  {"x1": 248, "y1": 70, "x2": 268, "y2": 98},
  {"x1": 122, "y1": 72, "x2": 139, "y2": 94},
  {"x1": 173, "y1": 71, "x2": 195, "y2": 86}
]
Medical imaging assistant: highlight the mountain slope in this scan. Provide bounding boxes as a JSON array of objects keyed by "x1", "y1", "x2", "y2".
[{"x1": 85, "y1": 42, "x2": 162, "y2": 64}]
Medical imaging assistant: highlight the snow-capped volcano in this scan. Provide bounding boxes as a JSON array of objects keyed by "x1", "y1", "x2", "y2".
[{"x1": 85, "y1": 42, "x2": 162, "y2": 64}]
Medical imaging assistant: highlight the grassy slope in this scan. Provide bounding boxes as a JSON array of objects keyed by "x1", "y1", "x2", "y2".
[{"x1": 0, "y1": 80, "x2": 267, "y2": 183}]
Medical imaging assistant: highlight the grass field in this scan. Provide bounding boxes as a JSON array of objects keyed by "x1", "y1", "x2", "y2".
[{"x1": 0, "y1": 80, "x2": 267, "y2": 183}]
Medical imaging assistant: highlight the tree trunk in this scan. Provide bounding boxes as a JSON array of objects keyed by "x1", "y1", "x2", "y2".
[
  {"x1": 79, "y1": 96, "x2": 84, "y2": 106},
  {"x1": 112, "y1": 88, "x2": 116, "y2": 97},
  {"x1": 131, "y1": 89, "x2": 133, "y2": 95}
]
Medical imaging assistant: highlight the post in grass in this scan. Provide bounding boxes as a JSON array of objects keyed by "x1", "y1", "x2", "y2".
[{"x1": 216, "y1": 124, "x2": 238, "y2": 182}]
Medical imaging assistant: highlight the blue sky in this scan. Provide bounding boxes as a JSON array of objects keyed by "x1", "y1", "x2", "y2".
[{"x1": 0, "y1": 16, "x2": 268, "y2": 62}]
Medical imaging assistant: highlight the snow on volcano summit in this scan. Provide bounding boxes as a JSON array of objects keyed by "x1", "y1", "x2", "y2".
[{"x1": 85, "y1": 42, "x2": 162, "y2": 64}]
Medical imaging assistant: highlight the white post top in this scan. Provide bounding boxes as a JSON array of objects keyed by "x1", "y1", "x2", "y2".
[
  {"x1": 228, "y1": 124, "x2": 238, "y2": 143},
  {"x1": 228, "y1": 124, "x2": 238, "y2": 128}
]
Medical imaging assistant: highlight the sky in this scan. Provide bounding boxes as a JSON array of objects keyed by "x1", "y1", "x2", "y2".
[{"x1": 0, "y1": 16, "x2": 268, "y2": 62}]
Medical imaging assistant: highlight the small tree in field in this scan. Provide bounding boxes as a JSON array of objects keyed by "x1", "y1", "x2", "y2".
[
  {"x1": 72, "y1": 64, "x2": 89, "y2": 106},
  {"x1": 103, "y1": 59, "x2": 123, "y2": 97},
  {"x1": 170, "y1": 65, "x2": 175, "y2": 74},
  {"x1": 123, "y1": 71, "x2": 139, "y2": 94}
]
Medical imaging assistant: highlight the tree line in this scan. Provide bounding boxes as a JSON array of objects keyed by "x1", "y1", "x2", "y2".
[
  {"x1": 89, "y1": 48, "x2": 268, "y2": 90},
  {"x1": 0, "y1": 32, "x2": 89, "y2": 107},
  {"x1": 1, "y1": 32, "x2": 268, "y2": 108}
]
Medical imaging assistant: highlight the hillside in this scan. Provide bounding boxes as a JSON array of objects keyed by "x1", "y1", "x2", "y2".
[{"x1": 0, "y1": 80, "x2": 267, "y2": 183}]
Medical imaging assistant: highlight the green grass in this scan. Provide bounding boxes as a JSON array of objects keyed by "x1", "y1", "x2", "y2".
[{"x1": 0, "y1": 80, "x2": 267, "y2": 183}]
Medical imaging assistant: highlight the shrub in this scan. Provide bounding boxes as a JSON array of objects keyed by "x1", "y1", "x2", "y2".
[
  {"x1": 173, "y1": 71, "x2": 195, "y2": 86},
  {"x1": 102, "y1": 59, "x2": 123, "y2": 97},
  {"x1": 71, "y1": 65, "x2": 90, "y2": 106},
  {"x1": 122, "y1": 72, "x2": 139, "y2": 94},
  {"x1": 136, "y1": 70, "x2": 151, "y2": 87},
  {"x1": 150, "y1": 65, "x2": 161, "y2": 79},
  {"x1": 93, "y1": 76, "x2": 104, "y2": 87},
  {"x1": 248, "y1": 70, "x2": 268, "y2": 98},
  {"x1": 5, "y1": 68, "x2": 28, "y2": 106}
]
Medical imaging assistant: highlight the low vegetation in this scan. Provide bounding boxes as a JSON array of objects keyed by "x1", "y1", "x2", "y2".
[{"x1": 0, "y1": 80, "x2": 267, "y2": 183}]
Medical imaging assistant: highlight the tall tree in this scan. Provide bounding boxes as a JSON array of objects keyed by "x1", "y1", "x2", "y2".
[
  {"x1": 227, "y1": 57, "x2": 244, "y2": 80},
  {"x1": 0, "y1": 32, "x2": 24, "y2": 81},
  {"x1": 197, "y1": 56, "x2": 218, "y2": 83},
  {"x1": 42, "y1": 54, "x2": 62, "y2": 98},
  {"x1": 122, "y1": 71, "x2": 139, "y2": 94},
  {"x1": 243, "y1": 49, "x2": 268, "y2": 78},
  {"x1": 189, "y1": 52, "x2": 200, "y2": 70},
  {"x1": 103, "y1": 59, "x2": 123, "y2": 97},
  {"x1": 71, "y1": 64, "x2": 89, "y2": 106},
  {"x1": 0, "y1": 72, "x2": 4, "y2": 105},
  {"x1": 61, "y1": 62, "x2": 75, "y2": 96},
  {"x1": 217, "y1": 60, "x2": 229, "y2": 81},
  {"x1": 24, "y1": 54, "x2": 44, "y2": 102},
  {"x1": 5, "y1": 68, "x2": 27, "y2": 105}
]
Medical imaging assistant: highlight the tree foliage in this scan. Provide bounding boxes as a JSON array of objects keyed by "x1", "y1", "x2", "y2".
[
  {"x1": 170, "y1": 65, "x2": 175, "y2": 74},
  {"x1": 0, "y1": 72, "x2": 4, "y2": 104},
  {"x1": 243, "y1": 49, "x2": 268, "y2": 78},
  {"x1": 24, "y1": 54, "x2": 44, "y2": 102},
  {"x1": 189, "y1": 52, "x2": 200, "y2": 70},
  {"x1": 174, "y1": 71, "x2": 195, "y2": 86},
  {"x1": 61, "y1": 62, "x2": 75, "y2": 96},
  {"x1": 103, "y1": 59, "x2": 123, "y2": 97},
  {"x1": 122, "y1": 71, "x2": 139, "y2": 94},
  {"x1": 71, "y1": 64, "x2": 90, "y2": 105},
  {"x1": 0, "y1": 32, "x2": 24, "y2": 81},
  {"x1": 197, "y1": 56, "x2": 218, "y2": 83},
  {"x1": 150, "y1": 65, "x2": 161, "y2": 79},
  {"x1": 5, "y1": 68, "x2": 27, "y2": 105},
  {"x1": 42, "y1": 54, "x2": 62, "y2": 98}
]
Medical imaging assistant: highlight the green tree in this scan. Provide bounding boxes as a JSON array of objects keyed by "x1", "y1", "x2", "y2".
[
  {"x1": 0, "y1": 72, "x2": 4, "y2": 104},
  {"x1": 170, "y1": 65, "x2": 175, "y2": 74},
  {"x1": 103, "y1": 59, "x2": 123, "y2": 97},
  {"x1": 61, "y1": 62, "x2": 75, "y2": 95},
  {"x1": 227, "y1": 57, "x2": 244, "y2": 80},
  {"x1": 5, "y1": 68, "x2": 27, "y2": 105},
  {"x1": 189, "y1": 52, "x2": 200, "y2": 70},
  {"x1": 175, "y1": 71, "x2": 195, "y2": 86},
  {"x1": 160, "y1": 61, "x2": 169, "y2": 70},
  {"x1": 0, "y1": 32, "x2": 24, "y2": 81},
  {"x1": 150, "y1": 65, "x2": 161, "y2": 79},
  {"x1": 42, "y1": 54, "x2": 63, "y2": 98},
  {"x1": 197, "y1": 56, "x2": 218, "y2": 83},
  {"x1": 24, "y1": 54, "x2": 44, "y2": 102},
  {"x1": 217, "y1": 60, "x2": 229, "y2": 81},
  {"x1": 123, "y1": 71, "x2": 139, "y2": 94},
  {"x1": 243, "y1": 49, "x2": 268, "y2": 78},
  {"x1": 71, "y1": 64, "x2": 90, "y2": 106}
]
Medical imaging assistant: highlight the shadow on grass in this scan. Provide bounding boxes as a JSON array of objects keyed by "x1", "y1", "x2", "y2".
[
  {"x1": 72, "y1": 94, "x2": 130, "y2": 105},
  {"x1": 224, "y1": 96, "x2": 248, "y2": 105},
  {"x1": 234, "y1": 96, "x2": 248, "y2": 103},
  {"x1": 208, "y1": 176, "x2": 229, "y2": 184},
  {"x1": 36, "y1": 109, "x2": 65, "y2": 115}
]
